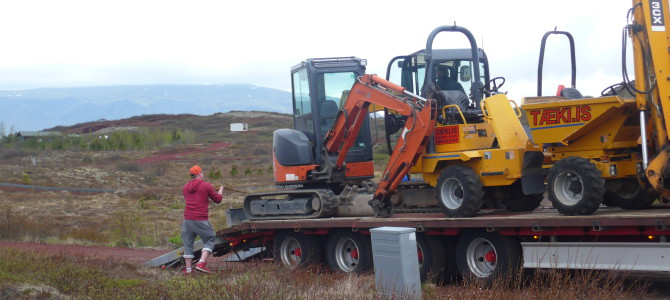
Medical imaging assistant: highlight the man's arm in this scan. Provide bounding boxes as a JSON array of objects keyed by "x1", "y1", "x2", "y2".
[{"x1": 207, "y1": 182, "x2": 223, "y2": 203}]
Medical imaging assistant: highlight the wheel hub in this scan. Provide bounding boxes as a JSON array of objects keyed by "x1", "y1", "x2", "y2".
[
  {"x1": 554, "y1": 171, "x2": 584, "y2": 205},
  {"x1": 441, "y1": 178, "x2": 465, "y2": 209},
  {"x1": 466, "y1": 238, "x2": 497, "y2": 277},
  {"x1": 568, "y1": 178, "x2": 582, "y2": 194},
  {"x1": 350, "y1": 248, "x2": 359, "y2": 259},
  {"x1": 293, "y1": 247, "x2": 301, "y2": 257},
  {"x1": 454, "y1": 187, "x2": 464, "y2": 198},
  {"x1": 484, "y1": 250, "x2": 496, "y2": 263}
]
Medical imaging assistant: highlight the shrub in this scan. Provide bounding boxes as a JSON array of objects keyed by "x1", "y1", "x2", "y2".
[
  {"x1": 208, "y1": 169, "x2": 222, "y2": 180},
  {"x1": 116, "y1": 162, "x2": 141, "y2": 172}
]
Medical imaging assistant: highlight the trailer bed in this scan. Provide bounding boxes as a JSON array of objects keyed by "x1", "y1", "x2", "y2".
[{"x1": 219, "y1": 207, "x2": 670, "y2": 236}]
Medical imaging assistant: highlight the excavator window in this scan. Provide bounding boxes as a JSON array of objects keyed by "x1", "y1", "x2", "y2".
[
  {"x1": 292, "y1": 68, "x2": 314, "y2": 140},
  {"x1": 317, "y1": 72, "x2": 369, "y2": 153}
]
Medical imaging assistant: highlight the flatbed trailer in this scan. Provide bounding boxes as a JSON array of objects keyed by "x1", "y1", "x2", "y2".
[{"x1": 203, "y1": 206, "x2": 670, "y2": 282}]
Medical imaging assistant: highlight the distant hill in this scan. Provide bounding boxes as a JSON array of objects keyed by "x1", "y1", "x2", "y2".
[{"x1": 0, "y1": 84, "x2": 292, "y2": 131}]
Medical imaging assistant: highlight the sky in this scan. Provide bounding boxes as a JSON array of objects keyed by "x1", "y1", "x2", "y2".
[{"x1": 0, "y1": 0, "x2": 635, "y2": 102}]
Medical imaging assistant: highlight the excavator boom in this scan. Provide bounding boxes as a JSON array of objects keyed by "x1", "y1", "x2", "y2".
[
  {"x1": 322, "y1": 74, "x2": 437, "y2": 217},
  {"x1": 630, "y1": 0, "x2": 670, "y2": 198}
]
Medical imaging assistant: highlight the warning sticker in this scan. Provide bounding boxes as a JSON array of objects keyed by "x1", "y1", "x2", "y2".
[{"x1": 434, "y1": 126, "x2": 460, "y2": 145}]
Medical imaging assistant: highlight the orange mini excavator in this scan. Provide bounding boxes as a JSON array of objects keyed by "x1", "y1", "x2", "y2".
[{"x1": 243, "y1": 57, "x2": 437, "y2": 219}]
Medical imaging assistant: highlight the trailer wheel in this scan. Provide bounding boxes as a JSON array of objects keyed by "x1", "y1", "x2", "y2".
[
  {"x1": 273, "y1": 231, "x2": 321, "y2": 269},
  {"x1": 436, "y1": 165, "x2": 484, "y2": 217},
  {"x1": 416, "y1": 234, "x2": 447, "y2": 283},
  {"x1": 326, "y1": 231, "x2": 372, "y2": 273},
  {"x1": 547, "y1": 157, "x2": 604, "y2": 216},
  {"x1": 456, "y1": 230, "x2": 521, "y2": 284},
  {"x1": 605, "y1": 179, "x2": 657, "y2": 210}
]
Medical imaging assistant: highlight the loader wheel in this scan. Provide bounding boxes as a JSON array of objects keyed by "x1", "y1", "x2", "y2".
[
  {"x1": 273, "y1": 231, "x2": 321, "y2": 269},
  {"x1": 547, "y1": 157, "x2": 605, "y2": 216},
  {"x1": 326, "y1": 231, "x2": 372, "y2": 273},
  {"x1": 500, "y1": 181, "x2": 543, "y2": 212},
  {"x1": 604, "y1": 179, "x2": 657, "y2": 210},
  {"x1": 436, "y1": 165, "x2": 484, "y2": 217},
  {"x1": 456, "y1": 230, "x2": 521, "y2": 285}
]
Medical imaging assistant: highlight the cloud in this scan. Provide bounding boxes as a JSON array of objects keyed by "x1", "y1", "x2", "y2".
[{"x1": 0, "y1": 0, "x2": 636, "y2": 100}]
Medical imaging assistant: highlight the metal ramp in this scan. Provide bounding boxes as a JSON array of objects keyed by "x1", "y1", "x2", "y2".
[{"x1": 146, "y1": 208, "x2": 255, "y2": 267}]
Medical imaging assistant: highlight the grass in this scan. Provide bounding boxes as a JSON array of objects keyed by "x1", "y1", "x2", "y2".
[
  {"x1": 0, "y1": 248, "x2": 654, "y2": 299},
  {"x1": 0, "y1": 111, "x2": 663, "y2": 298}
]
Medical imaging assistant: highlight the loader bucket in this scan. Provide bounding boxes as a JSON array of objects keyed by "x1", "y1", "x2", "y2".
[{"x1": 520, "y1": 95, "x2": 634, "y2": 145}]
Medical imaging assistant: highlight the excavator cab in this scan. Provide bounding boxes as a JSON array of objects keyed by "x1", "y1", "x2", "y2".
[{"x1": 274, "y1": 57, "x2": 374, "y2": 186}]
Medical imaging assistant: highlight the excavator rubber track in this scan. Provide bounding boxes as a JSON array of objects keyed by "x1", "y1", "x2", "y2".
[{"x1": 243, "y1": 189, "x2": 338, "y2": 220}]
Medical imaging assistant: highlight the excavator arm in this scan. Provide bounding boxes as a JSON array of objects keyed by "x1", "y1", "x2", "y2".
[
  {"x1": 629, "y1": 0, "x2": 670, "y2": 198},
  {"x1": 321, "y1": 74, "x2": 437, "y2": 217}
]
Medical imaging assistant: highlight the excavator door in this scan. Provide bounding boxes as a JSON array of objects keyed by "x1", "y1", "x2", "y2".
[{"x1": 273, "y1": 57, "x2": 374, "y2": 185}]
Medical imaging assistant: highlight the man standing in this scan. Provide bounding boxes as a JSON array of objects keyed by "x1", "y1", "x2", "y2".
[{"x1": 181, "y1": 165, "x2": 223, "y2": 274}]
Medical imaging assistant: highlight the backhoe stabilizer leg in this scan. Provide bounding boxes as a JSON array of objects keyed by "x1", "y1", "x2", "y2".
[{"x1": 646, "y1": 144, "x2": 670, "y2": 200}]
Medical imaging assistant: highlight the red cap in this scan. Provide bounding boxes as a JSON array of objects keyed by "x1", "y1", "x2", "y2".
[{"x1": 189, "y1": 165, "x2": 202, "y2": 175}]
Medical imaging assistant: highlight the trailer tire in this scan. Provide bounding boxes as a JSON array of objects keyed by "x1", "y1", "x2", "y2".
[
  {"x1": 605, "y1": 179, "x2": 657, "y2": 210},
  {"x1": 416, "y1": 234, "x2": 447, "y2": 283},
  {"x1": 273, "y1": 231, "x2": 321, "y2": 269},
  {"x1": 456, "y1": 230, "x2": 521, "y2": 284},
  {"x1": 547, "y1": 157, "x2": 604, "y2": 216},
  {"x1": 326, "y1": 231, "x2": 372, "y2": 273},
  {"x1": 442, "y1": 237, "x2": 460, "y2": 283},
  {"x1": 436, "y1": 165, "x2": 484, "y2": 217}
]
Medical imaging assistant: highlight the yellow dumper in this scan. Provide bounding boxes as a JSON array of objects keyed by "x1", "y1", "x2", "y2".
[{"x1": 521, "y1": 95, "x2": 653, "y2": 215}]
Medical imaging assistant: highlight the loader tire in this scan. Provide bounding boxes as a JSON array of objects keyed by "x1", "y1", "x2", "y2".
[
  {"x1": 500, "y1": 181, "x2": 543, "y2": 212},
  {"x1": 436, "y1": 165, "x2": 484, "y2": 217},
  {"x1": 547, "y1": 157, "x2": 605, "y2": 216},
  {"x1": 604, "y1": 179, "x2": 657, "y2": 210}
]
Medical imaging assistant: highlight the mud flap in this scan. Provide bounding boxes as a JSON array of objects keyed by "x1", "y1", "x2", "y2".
[{"x1": 521, "y1": 151, "x2": 547, "y2": 195}]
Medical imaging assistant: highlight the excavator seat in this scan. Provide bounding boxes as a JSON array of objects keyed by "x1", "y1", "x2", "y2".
[{"x1": 320, "y1": 100, "x2": 340, "y2": 135}]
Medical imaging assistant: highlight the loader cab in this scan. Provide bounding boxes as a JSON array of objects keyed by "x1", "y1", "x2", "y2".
[
  {"x1": 386, "y1": 48, "x2": 490, "y2": 109},
  {"x1": 290, "y1": 57, "x2": 373, "y2": 167}
]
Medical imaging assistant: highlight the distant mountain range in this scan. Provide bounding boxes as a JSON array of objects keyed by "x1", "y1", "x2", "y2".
[{"x1": 0, "y1": 84, "x2": 292, "y2": 131}]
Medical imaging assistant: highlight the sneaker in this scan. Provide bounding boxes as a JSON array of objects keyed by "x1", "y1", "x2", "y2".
[
  {"x1": 183, "y1": 269, "x2": 192, "y2": 276},
  {"x1": 195, "y1": 261, "x2": 211, "y2": 273}
]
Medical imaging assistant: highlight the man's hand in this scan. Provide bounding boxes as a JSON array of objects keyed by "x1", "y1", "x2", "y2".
[{"x1": 218, "y1": 186, "x2": 224, "y2": 194}]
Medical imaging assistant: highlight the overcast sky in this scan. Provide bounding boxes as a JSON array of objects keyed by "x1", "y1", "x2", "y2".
[{"x1": 0, "y1": 0, "x2": 634, "y2": 102}]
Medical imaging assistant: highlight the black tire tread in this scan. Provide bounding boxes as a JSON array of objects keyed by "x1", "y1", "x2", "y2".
[
  {"x1": 547, "y1": 156, "x2": 605, "y2": 216},
  {"x1": 605, "y1": 179, "x2": 657, "y2": 210},
  {"x1": 436, "y1": 165, "x2": 485, "y2": 217},
  {"x1": 417, "y1": 234, "x2": 447, "y2": 283}
]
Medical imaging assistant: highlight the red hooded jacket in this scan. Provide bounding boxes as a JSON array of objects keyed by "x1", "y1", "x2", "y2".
[{"x1": 182, "y1": 179, "x2": 222, "y2": 220}]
